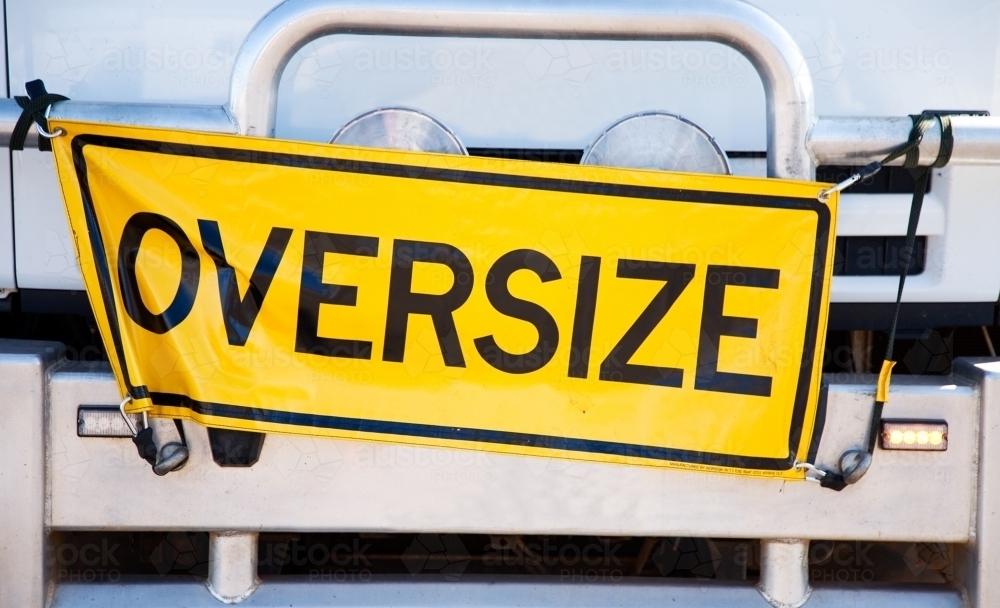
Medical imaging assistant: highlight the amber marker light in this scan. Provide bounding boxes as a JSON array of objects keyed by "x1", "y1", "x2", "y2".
[
  {"x1": 77, "y1": 406, "x2": 143, "y2": 438},
  {"x1": 880, "y1": 420, "x2": 948, "y2": 451}
]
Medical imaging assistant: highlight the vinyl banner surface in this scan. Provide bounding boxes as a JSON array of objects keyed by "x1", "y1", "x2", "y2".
[{"x1": 51, "y1": 120, "x2": 836, "y2": 478}]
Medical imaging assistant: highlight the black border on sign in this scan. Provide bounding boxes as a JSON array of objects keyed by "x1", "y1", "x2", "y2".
[{"x1": 70, "y1": 134, "x2": 830, "y2": 471}]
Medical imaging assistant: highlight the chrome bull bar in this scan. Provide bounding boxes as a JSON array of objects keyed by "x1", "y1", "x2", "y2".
[
  {"x1": 1, "y1": 1, "x2": 999, "y2": 607},
  {"x1": 2, "y1": 345, "x2": 995, "y2": 608}
]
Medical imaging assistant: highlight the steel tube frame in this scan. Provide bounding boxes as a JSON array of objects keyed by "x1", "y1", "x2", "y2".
[
  {"x1": 808, "y1": 114, "x2": 1000, "y2": 166},
  {"x1": 225, "y1": 0, "x2": 815, "y2": 180},
  {"x1": 7, "y1": 101, "x2": 999, "y2": 167},
  {"x1": 0, "y1": 341, "x2": 61, "y2": 608},
  {"x1": 758, "y1": 539, "x2": 811, "y2": 608},
  {"x1": 207, "y1": 531, "x2": 260, "y2": 604}
]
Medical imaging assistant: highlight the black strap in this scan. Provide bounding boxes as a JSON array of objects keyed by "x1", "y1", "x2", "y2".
[
  {"x1": 132, "y1": 427, "x2": 158, "y2": 466},
  {"x1": 820, "y1": 472, "x2": 847, "y2": 491},
  {"x1": 10, "y1": 79, "x2": 68, "y2": 152},
  {"x1": 863, "y1": 111, "x2": 954, "y2": 455},
  {"x1": 808, "y1": 111, "x2": 956, "y2": 490},
  {"x1": 173, "y1": 418, "x2": 188, "y2": 447},
  {"x1": 131, "y1": 419, "x2": 187, "y2": 468}
]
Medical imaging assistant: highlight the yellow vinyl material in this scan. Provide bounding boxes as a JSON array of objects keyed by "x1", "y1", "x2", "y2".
[{"x1": 51, "y1": 120, "x2": 837, "y2": 478}]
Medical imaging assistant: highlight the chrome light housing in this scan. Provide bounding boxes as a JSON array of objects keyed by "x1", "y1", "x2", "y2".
[
  {"x1": 582, "y1": 112, "x2": 730, "y2": 175},
  {"x1": 331, "y1": 107, "x2": 467, "y2": 155}
]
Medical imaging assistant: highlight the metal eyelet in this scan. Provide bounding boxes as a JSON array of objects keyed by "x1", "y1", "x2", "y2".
[
  {"x1": 39, "y1": 104, "x2": 65, "y2": 138},
  {"x1": 36, "y1": 124, "x2": 65, "y2": 138},
  {"x1": 119, "y1": 395, "x2": 137, "y2": 436}
]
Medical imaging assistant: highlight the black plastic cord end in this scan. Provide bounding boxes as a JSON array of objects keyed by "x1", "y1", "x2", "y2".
[
  {"x1": 857, "y1": 161, "x2": 882, "y2": 181},
  {"x1": 819, "y1": 471, "x2": 848, "y2": 491}
]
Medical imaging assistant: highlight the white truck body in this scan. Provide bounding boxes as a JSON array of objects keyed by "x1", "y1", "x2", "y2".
[{"x1": 7, "y1": 0, "x2": 1000, "y2": 314}]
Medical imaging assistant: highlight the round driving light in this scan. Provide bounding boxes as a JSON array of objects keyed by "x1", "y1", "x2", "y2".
[
  {"x1": 581, "y1": 112, "x2": 730, "y2": 175},
  {"x1": 331, "y1": 108, "x2": 467, "y2": 155}
]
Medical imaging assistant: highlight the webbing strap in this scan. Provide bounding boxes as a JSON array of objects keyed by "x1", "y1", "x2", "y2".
[
  {"x1": 10, "y1": 79, "x2": 68, "y2": 152},
  {"x1": 864, "y1": 111, "x2": 954, "y2": 455},
  {"x1": 806, "y1": 112, "x2": 957, "y2": 490}
]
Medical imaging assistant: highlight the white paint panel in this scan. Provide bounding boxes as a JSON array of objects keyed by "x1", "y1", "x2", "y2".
[
  {"x1": 836, "y1": 194, "x2": 945, "y2": 237},
  {"x1": 12, "y1": 150, "x2": 82, "y2": 289},
  {"x1": 6, "y1": 0, "x2": 1000, "y2": 302}
]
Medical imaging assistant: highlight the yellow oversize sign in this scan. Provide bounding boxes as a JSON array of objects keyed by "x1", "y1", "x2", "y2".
[{"x1": 51, "y1": 120, "x2": 837, "y2": 478}]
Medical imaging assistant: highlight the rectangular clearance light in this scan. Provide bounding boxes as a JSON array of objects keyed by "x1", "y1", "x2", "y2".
[
  {"x1": 880, "y1": 419, "x2": 948, "y2": 451},
  {"x1": 77, "y1": 406, "x2": 143, "y2": 438}
]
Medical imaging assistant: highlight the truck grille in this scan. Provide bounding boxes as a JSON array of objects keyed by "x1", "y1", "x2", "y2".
[{"x1": 834, "y1": 236, "x2": 926, "y2": 276}]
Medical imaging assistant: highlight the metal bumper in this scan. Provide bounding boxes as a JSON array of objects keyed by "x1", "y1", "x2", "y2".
[
  {"x1": 0, "y1": 340, "x2": 995, "y2": 606},
  {"x1": 43, "y1": 367, "x2": 979, "y2": 540}
]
